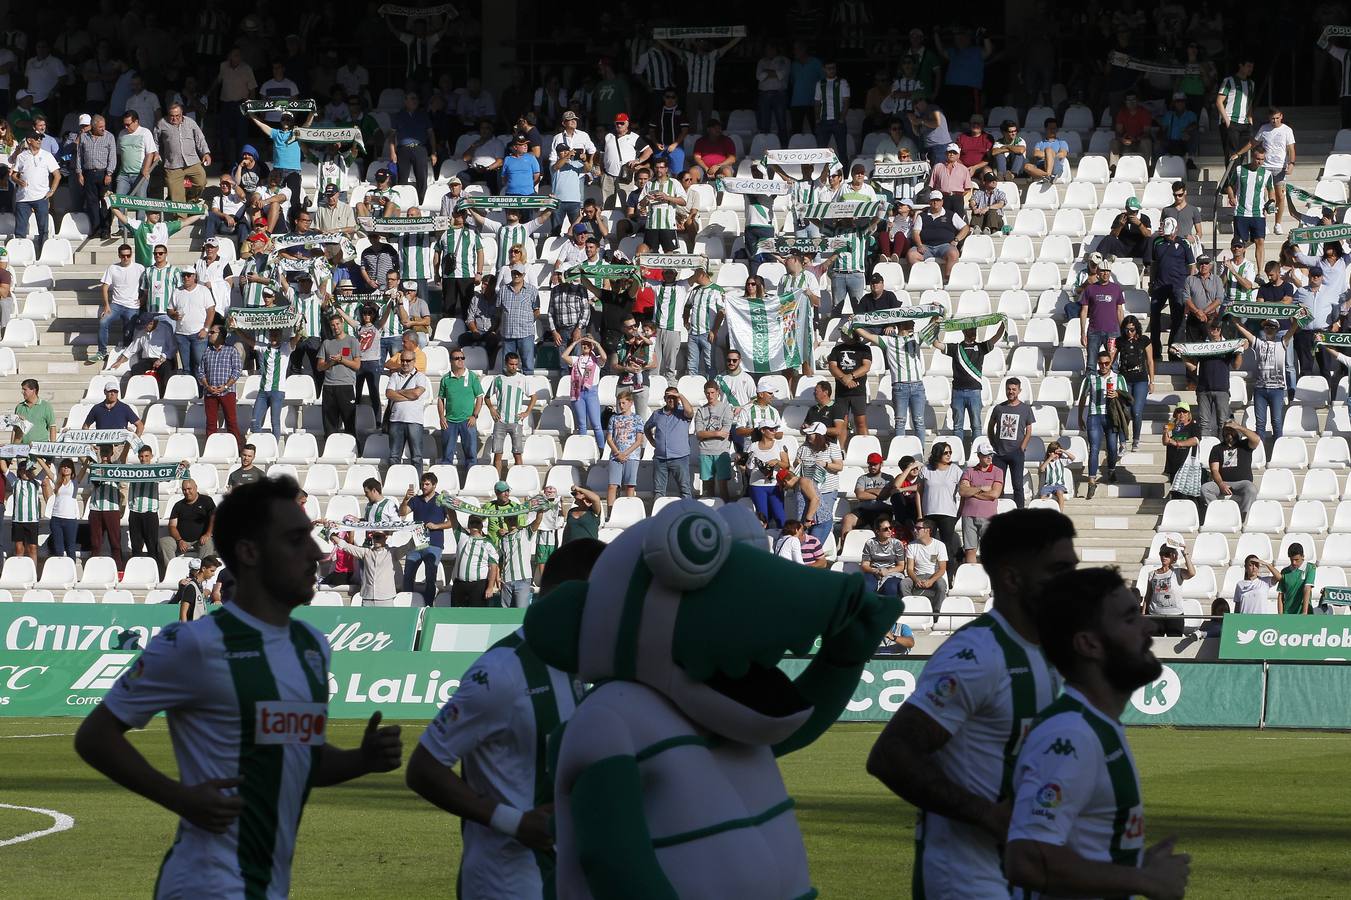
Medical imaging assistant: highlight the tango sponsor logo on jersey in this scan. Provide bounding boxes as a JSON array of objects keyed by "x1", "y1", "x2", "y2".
[{"x1": 255, "y1": 701, "x2": 329, "y2": 746}]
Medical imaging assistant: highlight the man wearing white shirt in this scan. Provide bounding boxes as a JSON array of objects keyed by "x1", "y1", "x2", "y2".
[
  {"x1": 385, "y1": 349, "x2": 431, "y2": 478},
  {"x1": 1235, "y1": 108, "x2": 1296, "y2": 235},
  {"x1": 109, "y1": 313, "x2": 177, "y2": 387},
  {"x1": 460, "y1": 120, "x2": 506, "y2": 193},
  {"x1": 170, "y1": 269, "x2": 217, "y2": 379},
  {"x1": 0, "y1": 44, "x2": 16, "y2": 112},
  {"x1": 12, "y1": 133, "x2": 60, "y2": 254},
  {"x1": 123, "y1": 74, "x2": 161, "y2": 131},
  {"x1": 23, "y1": 41, "x2": 68, "y2": 106},
  {"x1": 96, "y1": 244, "x2": 146, "y2": 361},
  {"x1": 195, "y1": 239, "x2": 233, "y2": 321},
  {"x1": 335, "y1": 63, "x2": 370, "y2": 102},
  {"x1": 548, "y1": 111, "x2": 598, "y2": 168},
  {"x1": 1232, "y1": 554, "x2": 1280, "y2": 614},
  {"x1": 600, "y1": 113, "x2": 652, "y2": 209}
]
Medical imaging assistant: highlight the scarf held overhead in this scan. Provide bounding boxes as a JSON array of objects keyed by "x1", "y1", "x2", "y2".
[
  {"x1": 294, "y1": 126, "x2": 365, "y2": 152},
  {"x1": 108, "y1": 194, "x2": 204, "y2": 216},
  {"x1": 240, "y1": 99, "x2": 318, "y2": 116},
  {"x1": 437, "y1": 493, "x2": 556, "y2": 518},
  {"x1": 651, "y1": 26, "x2": 746, "y2": 39},
  {"x1": 636, "y1": 253, "x2": 709, "y2": 270},
  {"x1": 356, "y1": 216, "x2": 452, "y2": 234},
  {"x1": 89, "y1": 461, "x2": 190, "y2": 483},
  {"x1": 457, "y1": 195, "x2": 559, "y2": 211},
  {"x1": 715, "y1": 178, "x2": 791, "y2": 196},
  {"x1": 1225, "y1": 301, "x2": 1311, "y2": 325},
  {"x1": 228, "y1": 305, "x2": 301, "y2": 331},
  {"x1": 844, "y1": 306, "x2": 946, "y2": 332},
  {"x1": 1173, "y1": 339, "x2": 1246, "y2": 358},
  {"x1": 723, "y1": 291, "x2": 812, "y2": 373}
]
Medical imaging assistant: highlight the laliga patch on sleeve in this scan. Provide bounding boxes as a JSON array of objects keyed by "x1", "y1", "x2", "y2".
[{"x1": 255, "y1": 701, "x2": 328, "y2": 745}]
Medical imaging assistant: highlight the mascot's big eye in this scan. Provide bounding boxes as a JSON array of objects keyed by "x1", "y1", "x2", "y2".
[{"x1": 642, "y1": 500, "x2": 731, "y2": 590}]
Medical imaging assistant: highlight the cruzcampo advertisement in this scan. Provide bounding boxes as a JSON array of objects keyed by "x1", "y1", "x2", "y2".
[{"x1": 1219, "y1": 613, "x2": 1351, "y2": 661}]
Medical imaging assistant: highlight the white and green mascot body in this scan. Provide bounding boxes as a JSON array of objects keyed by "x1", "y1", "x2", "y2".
[{"x1": 524, "y1": 500, "x2": 900, "y2": 899}]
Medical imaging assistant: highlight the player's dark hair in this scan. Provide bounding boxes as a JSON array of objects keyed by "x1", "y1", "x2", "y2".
[
  {"x1": 362, "y1": 477, "x2": 382, "y2": 493},
  {"x1": 215, "y1": 476, "x2": 303, "y2": 570},
  {"x1": 980, "y1": 509, "x2": 1077, "y2": 574},
  {"x1": 540, "y1": 538, "x2": 605, "y2": 596},
  {"x1": 1036, "y1": 567, "x2": 1126, "y2": 676}
]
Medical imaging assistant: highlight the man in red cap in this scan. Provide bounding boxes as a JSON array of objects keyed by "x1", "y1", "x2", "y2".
[
  {"x1": 841, "y1": 451, "x2": 897, "y2": 538},
  {"x1": 601, "y1": 112, "x2": 653, "y2": 209}
]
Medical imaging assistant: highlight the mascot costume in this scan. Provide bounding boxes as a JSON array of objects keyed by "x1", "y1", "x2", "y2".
[{"x1": 524, "y1": 499, "x2": 900, "y2": 898}]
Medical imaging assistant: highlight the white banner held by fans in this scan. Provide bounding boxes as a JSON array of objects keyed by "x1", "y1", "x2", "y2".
[
  {"x1": 228, "y1": 306, "x2": 302, "y2": 332},
  {"x1": 636, "y1": 254, "x2": 709, "y2": 270},
  {"x1": 0, "y1": 414, "x2": 33, "y2": 436},
  {"x1": 762, "y1": 148, "x2": 839, "y2": 166},
  {"x1": 356, "y1": 216, "x2": 451, "y2": 234},
  {"x1": 873, "y1": 162, "x2": 932, "y2": 180},
  {"x1": 715, "y1": 178, "x2": 791, "y2": 196},
  {"x1": 1318, "y1": 25, "x2": 1351, "y2": 47},
  {"x1": 652, "y1": 26, "x2": 746, "y2": 39},
  {"x1": 723, "y1": 291, "x2": 811, "y2": 373},
  {"x1": 799, "y1": 200, "x2": 886, "y2": 220},
  {"x1": 57, "y1": 429, "x2": 136, "y2": 446},
  {"x1": 1107, "y1": 51, "x2": 1199, "y2": 76},
  {"x1": 379, "y1": 3, "x2": 458, "y2": 17},
  {"x1": 294, "y1": 126, "x2": 365, "y2": 152}
]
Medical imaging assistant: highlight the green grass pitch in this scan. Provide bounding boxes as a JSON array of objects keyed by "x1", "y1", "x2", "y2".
[{"x1": 2, "y1": 719, "x2": 1348, "y2": 898}]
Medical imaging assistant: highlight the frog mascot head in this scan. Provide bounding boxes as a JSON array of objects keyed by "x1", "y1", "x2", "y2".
[{"x1": 525, "y1": 499, "x2": 900, "y2": 899}]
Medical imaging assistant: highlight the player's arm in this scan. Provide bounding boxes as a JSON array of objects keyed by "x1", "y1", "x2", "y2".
[
  {"x1": 867, "y1": 665, "x2": 1008, "y2": 839},
  {"x1": 1006, "y1": 838, "x2": 1189, "y2": 899},
  {"x1": 313, "y1": 711, "x2": 403, "y2": 786}
]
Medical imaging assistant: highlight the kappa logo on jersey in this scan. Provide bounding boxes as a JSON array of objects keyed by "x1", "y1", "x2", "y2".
[
  {"x1": 1044, "y1": 737, "x2": 1078, "y2": 758},
  {"x1": 255, "y1": 701, "x2": 328, "y2": 745},
  {"x1": 469, "y1": 669, "x2": 489, "y2": 688},
  {"x1": 953, "y1": 648, "x2": 977, "y2": 662}
]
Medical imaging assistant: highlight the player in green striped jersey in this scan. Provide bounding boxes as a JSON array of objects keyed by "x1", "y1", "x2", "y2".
[
  {"x1": 467, "y1": 207, "x2": 551, "y2": 271},
  {"x1": 405, "y1": 538, "x2": 604, "y2": 898},
  {"x1": 76, "y1": 477, "x2": 404, "y2": 900},
  {"x1": 1006, "y1": 567, "x2": 1190, "y2": 900}
]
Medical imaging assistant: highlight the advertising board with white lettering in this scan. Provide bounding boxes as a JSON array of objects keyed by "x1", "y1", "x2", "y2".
[
  {"x1": 292, "y1": 606, "x2": 421, "y2": 652},
  {"x1": 1219, "y1": 613, "x2": 1351, "y2": 661}
]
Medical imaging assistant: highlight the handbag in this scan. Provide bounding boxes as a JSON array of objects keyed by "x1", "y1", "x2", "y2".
[{"x1": 1172, "y1": 446, "x2": 1204, "y2": 497}]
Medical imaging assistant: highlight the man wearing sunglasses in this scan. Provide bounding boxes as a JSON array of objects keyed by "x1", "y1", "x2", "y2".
[{"x1": 94, "y1": 243, "x2": 146, "y2": 363}]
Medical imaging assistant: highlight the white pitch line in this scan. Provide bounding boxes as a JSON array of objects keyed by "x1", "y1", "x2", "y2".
[
  {"x1": 0, "y1": 804, "x2": 75, "y2": 847},
  {"x1": 0, "y1": 733, "x2": 75, "y2": 740}
]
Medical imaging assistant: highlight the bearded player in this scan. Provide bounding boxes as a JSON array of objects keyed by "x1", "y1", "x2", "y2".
[
  {"x1": 867, "y1": 508, "x2": 1079, "y2": 898},
  {"x1": 1005, "y1": 567, "x2": 1191, "y2": 900},
  {"x1": 75, "y1": 476, "x2": 404, "y2": 899},
  {"x1": 404, "y1": 538, "x2": 606, "y2": 899}
]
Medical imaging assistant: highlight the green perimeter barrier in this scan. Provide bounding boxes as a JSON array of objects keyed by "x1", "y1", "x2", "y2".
[
  {"x1": 1263, "y1": 663, "x2": 1351, "y2": 729},
  {"x1": 419, "y1": 608, "x2": 523, "y2": 652},
  {"x1": 0, "y1": 605, "x2": 176, "y2": 653},
  {"x1": 293, "y1": 606, "x2": 420, "y2": 652}
]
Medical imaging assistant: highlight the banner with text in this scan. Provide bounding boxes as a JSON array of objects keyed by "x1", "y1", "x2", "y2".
[
  {"x1": 1219, "y1": 613, "x2": 1351, "y2": 661},
  {"x1": 293, "y1": 606, "x2": 421, "y2": 652}
]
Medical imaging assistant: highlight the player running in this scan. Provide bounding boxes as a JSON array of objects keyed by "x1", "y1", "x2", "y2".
[
  {"x1": 75, "y1": 477, "x2": 404, "y2": 900},
  {"x1": 1005, "y1": 567, "x2": 1191, "y2": 900},
  {"x1": 405, "y1": 538, "x2": 606, "y2": 900},
  {"x1": 867, "y1": 508, "x2": 1079, "y2": 899}
]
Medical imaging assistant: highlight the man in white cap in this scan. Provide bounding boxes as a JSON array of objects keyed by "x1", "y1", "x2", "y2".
[
  {"x1": 792, "y1": 419, "x2": 844, "y2": 545},
  {"x1": 735, "y1": 376, "x2": 785, "y2": 441},
  {"x1": 959, "y1": 438, "x2": 1004, "y2": 564},
  {"x1": 907, "y1": 190, "x2": 969, "y2": 281},
  {"x1": 929, "y1": 141, "x2": 972, "y2": 216}
]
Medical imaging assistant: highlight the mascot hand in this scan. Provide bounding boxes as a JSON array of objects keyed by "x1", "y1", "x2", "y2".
[{"x1": 817, "y1": 590, "x2": 902, "y2": 667}]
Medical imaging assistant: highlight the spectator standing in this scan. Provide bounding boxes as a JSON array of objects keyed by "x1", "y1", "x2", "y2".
[
  {"x1": 1216, "y1": 60, "x2": 1255, "y2": 162},
  {"x1": 497, "y1": 513, "x2": 542, "y2": 608},
  {"x1": 169, "y1": 269, "x2": 215, "y2": 378},
  {"x1": 919, "y1": 441, "x2": 963, "y2": 564},
  {"x1": 934, "y1": 28, "x2": 992, "y2": 125},
  {"x1": 958, "y1": 439, "x2": 1003, "y2": 563},
  {"x1": 159, "y1": 478, "x2": 216, "y2": 564},
  {"x1": 900, "y1": 517, "x2": 949, "y2": 609},
  {"x1": 1149, "y1": 218, "x2": 1198, "y2": 360},
  {"x1": 436, "y1": 351, "x2": 484, "y2": 474},
  {"x1": 2, "y1": 458, "x2": 49, "y2": 566},
  {"x1": 1111, "y1": 316, "x2": 1155, "y2": 452},
  {"x1": 650, "y1": 269, "x2": 686, "y2": 381},
  {"x1": 1233, "y1": 318, "x2": 1295, "y2": 442},
  {"x1": 827, "y1": 329, "x2": 872, "y2": 443},
  {"x1": 560, "y1": 337, "x2": 604, "y2": 452},
  {"x1": 856, "y1": 321, "x2": 926, "y2": 445},
  {"x1": 13, "y1": 378, "x2": 57, "y2": 442},
  {"x1": 756, "y1": 43, "x2": 790, "y2": 142},
  {"x1": 1233, "y1": 554, "x2": 1279, "y2": 614},
  {"x1": 1226, "y1": 147, "x2": 1275, "y2": 267},
  {"x1": 318, "y1": 310, "x2": 361, "y2": 438},
  {"x1": 986, "y1": 378, "x2": 1033, "y2": 508},
  {"x1": 644, "y1": 388, "x2": 694, "y2": 500},
  {"x1": 332, "y1": 529, "x2": 398, "y2": 606},
  {"x1": 387, "y1": 92, "x2": 437, "y2": 206},
  {"x1": 1202, "y1": 421, "x2": 1260, "y2": 517},
  {"x1": 76, "y1": 114, "x2": 116, "y2": 238},
  {"x1": 234, "y1": 325, "x2": 299, "y2": 441},
  {"x1": 1157, "y1": 93, "x2": 1198, "y2": 164},
  {"x1": 1187, "y1": 321, "x2": 1245, "y2": 437},
  {"x1": 12, "y1": 131, "x2": 59, "y2": 253},
  {"x1": 385, "y1": 349, "x2": 430, "y2": 477},
  {"x1": 1236, "y1": 108, "x2": 1297, "y2": 235},
  {"x1": 794, "y1": 421, "x2": 845, "y2": 545},
  {"x1": 211, "y1": 48, "x2": 256, "y2": 164},
  {"x1": 501, "y1": 134, "x2": 541, "y2": 197},
  {"x1": 605, "y1": 391, "x2": 645, "y2": 508},
  {"x1": 226, "y1": 445, "x2": 265, "y2": 491},
  {"x1": 657, "y1": 35, "x2": 743, "y2": 132},
  {"x1": 648, "y1": 92, "x2": 690, "y2": 174},
  {"x1": 788, "y1": 42, "x2": 825, "y2": 134},
  {"x1": 38, "y1": 457, "x2": 78, "y2": 560},
  {"x1": 82, "y1": 380, "x2": 143, "y2": 441},
  {"x1": 1080, "y1": 263, "x2": 1126, "y2": 365},
  {"x1": 114, "y1": 110, "x2": 158, "y2": 201},
  {"x1": 449, "y1": 513, "x2": 500, "y2": 608},
  {"x1": 123, "y1": 445, "x2": 159, "y2": 568},
  {"x1": 496, "y1": 266, "x2": 541, "y2": 373},
  {"x1": 434, "y1": 207, "x2": 484, "y2": 320},
  {"x1": 1077, "y1": 351, "x2": 1127, "y2": 499},
  {"x1": 547, "y1": 271, "x2": 592, "y2": 349},
  {"x1": 487, "y1": 351, "x2": 537, "y2": 476},
  {"x1": 1223, "y1": 238, "x2": 1260, "y2": 307},
  {"x1": 197, "y1": 323, "x2": 243, "y2": 453},
  {"x1": 155, "y1": 103, "x2": 211, "y2": 204},
  {"x1": 861, "y1": 518, "x2": 907, "y2": 598},
  {"x1": 693, "y1": 381, "x2": 737, "y2": 503},
  {"x1": 1278, "y1": 543, "x2": 1317, "y2": 615},
  {"x1": 638, "y1": 158, "x2": 687, "y2": 253},
  {"x1": 1144, "y1": 544, "x2": 1193, "y2": 636},
  {"x1": 939, "y1": 320, "x2": 1006, "y2": 450},
  {"x1": 400, "y1": 475, "x2": 451, "y2": 606}
]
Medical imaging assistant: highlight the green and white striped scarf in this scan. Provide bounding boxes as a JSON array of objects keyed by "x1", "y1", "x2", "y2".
[
  {"x1": 89, "y1": 461, "x2": 189, "y2": 483},
  {"x1": 108, "y1": 194, "x2": 204, "y2": 216}
]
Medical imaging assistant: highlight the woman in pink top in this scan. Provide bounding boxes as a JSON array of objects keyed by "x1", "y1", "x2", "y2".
[{"x1": 562, "y1": 335, "x2": 605, "y2": 450}]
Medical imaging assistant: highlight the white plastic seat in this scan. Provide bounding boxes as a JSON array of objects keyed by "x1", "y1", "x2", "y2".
[
  {"x1": 984, "y1": 261, "x2": 1023, "y2": 293},
  {"x1": 1061, "y1": 181, "x2": 1098, "y2": 209},
  {"x1": 906, "y1": 260, "x2": 944, "y2": 291},
  {"x1": 1278, "y1": 532, "x2": 1319, "y2": 564},
  {"x1": 607, "y1": 496, "x2": 647, "y2": 529},
  {"x1": 1322, "y1": 533, "x2": 1351, "y2": 566},
  {"x1": 1075, "y1": 155, "x2": 1110, "y2": 184},
  {"x1": 21, "y1": 589, "x2": 55, "y2": 603},
  {"x1": 1233, "y1": 532, "x2": 1273, "y2": 563},
  {"x1": 382, "y1": 464, "x2": 420, "y2": 499},
  {"x1": 1242, "y1": 500, "x2": 1287, "y2": 534},
  {"x1": 1010, "y1": 208, "x2": 1047, "y2": 237},
  {"x1": 278, "y1": 432, "x2": 319, "y2": 464},
  {"x1": 34, "y1": 557, "x2": 78, "y2": 590},
  {"x1": 1049, "y1": 208, "x2": 1086, "y2": 239},
  {"x1": 1025, "y1": 261, "x2": 1062, "y2": 293},
  {"x1": 1268, "y1": 436, "x2": 1310, "y2": 470},
  {"x1": 17, "y1": 290, "x2": 56, "y2": 320},
  {"x1": 37, "y1": 237, "x2": 72, "y2": 266},
  {"x1": 1178, "y1": 565, "x2": 1217, "y2": 600},
  {"x1": 61, "y1": 589, "x2": 96, "y2": 604},
  {"x1": 1289, "y1": 500, "x2": 1330, "y2": 535},
  {"x1": 935, "y1": 595, "x2": 977, "y2": 631},
  {"x1": 462, "y1": 465, "x2": 501, "y2": 497},
  {"x1": 1257, "y1": 468, "x2": 1297, "y2": 502},
  {"x1": 311, "y1": 591, "x2": 345, "y2": 607},
  {"x1": 997, "y1": 234, "x2": 1035, "y2": 264},
  {"x1": 996, "y1": 290, "x2": 1032, "y2": 321},
  {"x1": 1023, "y1": 182, "x2": 1060, "y2": 210},
  {"x1": 77, "y1": 556, "x2": 119, "y2": 591},
  {"x1": 1099, "y1": 181, "x2": 1137, "y2": 210},
  {"x1": 1007, "y1": 345, "x2": 1045, "y2": 377},
  {"x1": 1200, "y1": 499, "x2": 1242, "y2": 534},
  {"x1": 119, "y1": 557, "x2": 160, "y2": 590},
  {"x1": 506, "y1": 465, "x2": 542, "y2": 496},
  {"x1": 1300, "y1": 468, "x2": 1340, "y2": 502},
  {"x1": 1112, "y1": 156, "x2": 1149, "y2": 185},
  {"x1": 0, "y1": 319, "x2": 36, "y2": 348},
  {"x1": 319, "y1": 433, "x2": 358, "y2": 465},
  {"x1": 950, "y1": 564, "x2": 992, "y2": 598},
  {"x1": 1159, "y1": 499, "x2": 1200, "y2": 534},
  {"x1": 959, "y1": 234, "x2": 995, "y2": 264},
  {"x1": 946, "y1": 262, "x2": 984, "y2": 292},
  {"x1": 1190, "y1": 533, "x2": 1231, "y2": 566},
  {"x1": 898, "y1": 596, "x2": 934, "y2": 632}
]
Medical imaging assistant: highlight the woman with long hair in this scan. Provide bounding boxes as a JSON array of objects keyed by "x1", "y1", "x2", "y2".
[
  {"x1": 46, "y1": 458, "x2": 81, "y2": 560},
  {"x1": 1111, "y1": 314, "x2": 1154, "y2": 451},
  {"x1": 919, "y1": 441, "x2": 963, "y2": 568},
  {"x1": 746, "y1": 425, "x2": 791, "y2": 528},
  {"x1": 561, "y1": 336, "x2": 605, "y2": 451}
]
